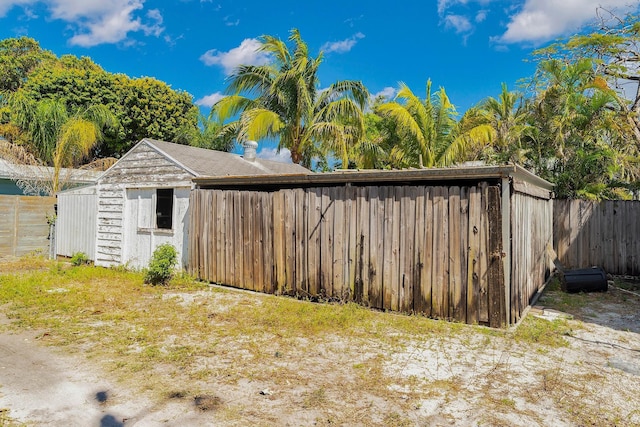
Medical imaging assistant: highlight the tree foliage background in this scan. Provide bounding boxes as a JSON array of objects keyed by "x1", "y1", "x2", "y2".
[{"x1": 1, "y1": 9, "x2": 639, "y2": 200}]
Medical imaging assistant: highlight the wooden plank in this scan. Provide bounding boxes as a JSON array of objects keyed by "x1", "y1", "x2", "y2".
[
  {"x1": 253, "y1": 192, "x2": 265, "y2": 293},
  {"x1": 354, "y1": 186, "x2": 367, "y2": 304},
  {"x1": 284, "y1": 190, "x2": 296, "y2": 295},
  {"x1": 273, "y1": 191, "x2": 286, "y2": 294},
  {"x1": 421, "y1": 187, "x2": 433, "y2": 317},
  {"x1": 487, "y1": 186, "x2": 505, "y2": 328},
  {"x1": 371, "y1": 186, "x2": 384, "y2": 309},
  {"x1": 307, "y1": 188, "x2": 322, "y2": 297},
  {"x1": 346, "y1": 185, "x2": 357, "y2": 301},
  {"x1": 208, "y1": 191, "x2": 217, "y2": 281},
  {"x1": 216, "y1": 190, "x2": 226, "y2": 284},
  {"x1": 459, "y1": 187, "x2": 469, "y2": 323},
  {"x1": 388, "y1": 187, "x2": 401, "y2": 312},
  {"x1": 431, "y1": 187, "x2": 445, "y2": 318},
  {"x1": 382, "y1": 186, "x2": 394, "y2": 311},
  {"x1": 226, "y1": 191, "x2": 236, "y2": 287},
  {"x1": 333, "y1": 186, "x2": 345, "y2": 300},
  {"x1": 242, "y1": 192, "x2": 253, "y2": 290},
  {"x1": 466, "y1": 186, "x2": 481, "y2": 324},
  {"x1": 448, "y1": 186, "x2": 463, "y2": 321},
  {"x1": 413, "y1": 186, "x2": 426, "y2": 313},
  {"x1": 320, "y1": 187, "x2": 333, "y2": 298},
  {"x1": 262, "y1": 192, "x2": 274, "y2": 294},
  {"x1": 295, "y1": 188, "x2": 307, "y2": 296},
  {"x1": 603, "y1": 201, "x2": 614, "y2": 273},
  {"x1": 478, "y1": 183, "x2": 489, "y2": 324},
  {"x1": 400, "y1": 187, "x2": 416, "y2": 312}
]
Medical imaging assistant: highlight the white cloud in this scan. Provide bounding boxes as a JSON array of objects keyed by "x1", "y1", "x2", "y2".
[
  {"x1": 372, "y1": 87, "x2": 397, "y2": 101},
  {"x1": 0, "y1": 0, "x2": 36, "y2": 17},
  {"x1": 444, "y1": 14, "x2": 472, "y2": 34},
  {"x1": 195, "y1": 92, "x2": 226, "y2": 107},
  {"x1": 475, "y1": 9, "x2": 488, "y2": 23},
  {"x1": 223, "y1": 15, "x2": 239, "y2": 26},
  {"x1": 0, "y1": 0, "x2": 165, "y2": 46},
  {"x1": 367, "y1": 86, "x2": 397, "y2": 112},
  {"x1": 257, "y1": 147, "x2": 293, "y2": 163},
  {"x1": 321, "y1": 32, "x2": 365, "y2": 54},
  {"x1": 498, "y1": 0, "x2": 640, "y2": 44},
  {"x1": 438, "y1": 0, "x2": 494, "y2": 16},
  {"x1": 200, "y1": 38, "x2": 270, "y2": 75}
]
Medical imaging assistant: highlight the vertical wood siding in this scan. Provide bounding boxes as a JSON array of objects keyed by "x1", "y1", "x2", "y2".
[
  {"x1": 510, "y1": 191, "x2": 553, "y2": 323},
  {"x1": 0, "y1": 195, "x2": 55, "y2": 257},
  {"x1": 56, "y1": 187, "x2": 97, "y2": 260},
  {"x1": 189, "y1": 183, "x2": 507, "y2": 327},
  {"x1": 554, "y1": 199, "x2": 640, "y2": 275}
]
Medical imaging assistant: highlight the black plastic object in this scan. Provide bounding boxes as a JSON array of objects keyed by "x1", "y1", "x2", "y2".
[{"x1": 561, "y1": 267, "x2": 608, "y2": 293}]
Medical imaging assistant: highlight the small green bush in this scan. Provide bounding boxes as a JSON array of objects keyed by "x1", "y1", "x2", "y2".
[
  {"x1": 144, "y1": 243, "x2": 178, "y2": 285},
  {"x1": 70, "y1": 252, "x2": 90, "y2": 266}
]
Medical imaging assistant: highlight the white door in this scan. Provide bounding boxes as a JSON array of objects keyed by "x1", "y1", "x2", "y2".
[
  {"x1": 123, "y1": 188, "x2": 154, "y2": 269},
  {"x1": 123, "y1": 187, "x2": 190, "y2": 270}
]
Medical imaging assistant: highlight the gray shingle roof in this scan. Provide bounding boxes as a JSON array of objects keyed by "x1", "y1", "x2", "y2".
[{"x1": 144, "y1": 139, "x2": 310, "y2": 177}]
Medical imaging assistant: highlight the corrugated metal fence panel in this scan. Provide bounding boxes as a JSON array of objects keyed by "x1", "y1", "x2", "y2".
[
  {"x1": 510, "y1": 192, "x2": 553, "y2": 324},
  {"x1": 189, "y1": 184, "x2": 507, "y2": 327},
  {"x1": 56, "y1": 187, "x2": 97, "y2": 259},
  {"x1": 554, "y1": 199, "x2": 640, "y2": 275},
  {"x1": 0, "y1": 195, "x2": 56, "y2": 257}
]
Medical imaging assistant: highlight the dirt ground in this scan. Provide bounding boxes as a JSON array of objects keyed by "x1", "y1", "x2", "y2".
[{"x1": 0, "y1": 276, "x2": 639, "y2": 426}]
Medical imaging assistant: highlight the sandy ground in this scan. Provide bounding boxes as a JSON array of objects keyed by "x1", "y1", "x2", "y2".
[{"x1": 0, "y1": 279, "x2": 639, "y2": 426}]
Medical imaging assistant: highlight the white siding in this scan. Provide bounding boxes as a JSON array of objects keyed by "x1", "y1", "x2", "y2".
[
  {"x1": 55, "y1": 186, "x2": 97, "y2": 259},
  {"x1": 122, "y1": 187, "x2": 191, "y2": 269},
  {"x1": 95, "y1": 142, "x2": 194, "y2": 268}
]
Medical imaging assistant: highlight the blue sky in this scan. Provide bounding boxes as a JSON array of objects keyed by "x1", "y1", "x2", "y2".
[{"x1": 1, "y1": 0, "x2": 639, "y2": 161}]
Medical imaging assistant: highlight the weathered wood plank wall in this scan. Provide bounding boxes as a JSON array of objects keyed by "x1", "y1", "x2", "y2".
[
  {"x1": 554, "y1": 199, "x2": 640, "y2": 275},
  {"x1": 189, "y1": 183, "x2": 507, "y2": 327},
  {"x1": 0, "y1": 195, "x2": 56, "y2": 258},
  {"x1": 510, "y1": 191, "x2": 553, "y2": 323}
]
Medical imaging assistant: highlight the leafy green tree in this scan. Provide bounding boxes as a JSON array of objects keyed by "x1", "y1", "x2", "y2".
[
  {"x1": 476, "y1": 83, "x2": 531, "y2": 164},
  {"x1": 526, "y1": 58, "x2": 634, "y2": 199},
  {"x1": 212, "y1": 29, "x2": 368, "y2": 168},
  {"x1": 376, "y1": 81, "x2": 493, "y2": 168},
  {"x1": 0, "y1": 37, "x2": 54, "y2": 93},
  {"x1": 532, "y1": 10, "x2": 640, "y2": 147},
  {"x1": 9, "y1": 92, "x2": 117, "y2": 193},
  {"x1": 174, "y1": 112, "x2": 235, "y2": 152},
  {"x1": 15, "y1": 53, "x2": 199, "y2": 158}
]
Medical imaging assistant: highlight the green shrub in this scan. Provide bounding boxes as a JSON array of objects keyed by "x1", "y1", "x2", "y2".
[
  {"x1": 144, "y1": 243, "x2": 178, "y2": 285},
  {"x1": 70, "y1": 252, "x2": 90, "y2": 266}
]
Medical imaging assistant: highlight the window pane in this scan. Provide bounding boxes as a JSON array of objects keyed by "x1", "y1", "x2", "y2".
[{"x1": 156, "y1": 188, "x2": 173, "y2": 229}]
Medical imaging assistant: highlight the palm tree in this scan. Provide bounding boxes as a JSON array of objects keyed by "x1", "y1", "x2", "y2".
[
  {"x1": 376, "y1": 81, "x2": 493, "y2": 168},
  {"x1": 212, "y1": 29, "x2": 368, "y2": 168},
  {"x1": 528, "y1": 58, "x2": 639, "y2": 198},
  {"x1": 9, "y1": 93, "x2": 117, "y2": 193},
  {"x1": 174, "y1": 112, "x2": 235, "y2": 152},
  {"x1": 478, "y1": 83, "x2": 531, "y2": 164}
]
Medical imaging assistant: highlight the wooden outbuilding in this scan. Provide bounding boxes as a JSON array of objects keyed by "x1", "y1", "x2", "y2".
[
  {"x1": 189, "y1": 165, "x2": 554, "y2": 327},
  {"x1": 56, "y1": 138, "x2": 308, "y2": 269}
]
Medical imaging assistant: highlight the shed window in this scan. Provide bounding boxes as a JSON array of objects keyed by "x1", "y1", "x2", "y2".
[{"x1": 156, "y1": 188, "x2": 173, "y2": 229}]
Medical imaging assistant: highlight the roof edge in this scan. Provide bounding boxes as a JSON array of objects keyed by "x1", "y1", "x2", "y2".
[{"x1": 193, "y1": 164, "x2": 554, "y2": 189}]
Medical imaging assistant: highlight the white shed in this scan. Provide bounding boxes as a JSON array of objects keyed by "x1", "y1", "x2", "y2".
[{"x1": 92, "y1": 138, "x2": 309, "y2": 269}]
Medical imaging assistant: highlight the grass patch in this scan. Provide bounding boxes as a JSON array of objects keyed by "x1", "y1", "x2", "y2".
[
  {"x1": 511, "y1": 316, "x2": 572, "y2": 348},
  {"x1": 0, "y1": 260, "x2": 459, "y2": 403},
  {"x1": 2, "y1": 258, "x2": 637, "y2": 426}
]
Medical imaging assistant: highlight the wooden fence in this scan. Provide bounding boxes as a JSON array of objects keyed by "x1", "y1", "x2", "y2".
[
  {"x1": 511, "y1": 191, "x2": 553, "y2": 323},
  {"x1": 554, "y1": 199, "x2": 640, "y2": 275},
  {"x1": 190, "y1": 183, "x2": 507, "y2": 327},
  {"x1": 0, "y1": 195, "x2": 56, "y2": 258}
]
